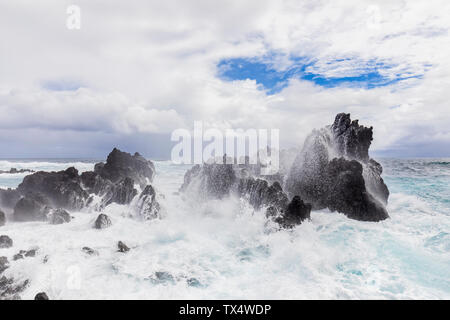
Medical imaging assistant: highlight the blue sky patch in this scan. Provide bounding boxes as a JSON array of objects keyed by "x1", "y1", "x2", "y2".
[
  {"x1": 217, "y1": 56, "x2": 424, "y2": 94},
  {"x1": 42, "y1": 79, "x2": 83, "y2": 91}
]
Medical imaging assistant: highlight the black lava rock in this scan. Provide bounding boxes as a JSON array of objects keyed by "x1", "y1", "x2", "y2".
[
  {"x1": 286, "y1": 113, "x2": 389, "y2": 222},
  {"x1": 17, "y1": 168, "x2": 89, "y2": 211},
  {"x1": 136, "y1": 185, "x2": 160, "y2": 220},
  {"x1": 0, "y1": 235, "x2": 13, "y2": 248},
  {"x1": 117, "y1": 241, "x2": 130, "y2": 253},
  {"x1": 0, "y1": 256, "x2": 8, "y2": 273},
  {"x1": 94, "y1": 148, "x2": 155, "y2": 189},
  {"x1": 34, "y1": 292, "x2": 49, "y2": 300},
  {"x1": 49, "y1": 208, "x2": 71, "y2": 225},
  {"x1": 94, "y1": 214, "x2": 111, "y2": 229},
  {"x1": 13, "y1": 193, "x2": 51, "y2": 222},
  {"x1": 0, "y1": 210, "x2": 5, "y2": 226}
]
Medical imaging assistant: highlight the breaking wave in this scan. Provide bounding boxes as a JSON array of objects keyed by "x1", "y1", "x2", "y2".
[{"x1": 0, "y1": 158, "x2": 449, "y2": 299}]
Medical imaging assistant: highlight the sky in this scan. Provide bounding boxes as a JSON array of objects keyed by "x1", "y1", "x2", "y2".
[{"x1": 0, "y1": 0, "x2": 449, "y2": 159}]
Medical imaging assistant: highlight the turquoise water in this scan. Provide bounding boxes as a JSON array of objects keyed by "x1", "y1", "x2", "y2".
[{"x1": 0, "y1": 158, "x2": 449, "y2": 299}]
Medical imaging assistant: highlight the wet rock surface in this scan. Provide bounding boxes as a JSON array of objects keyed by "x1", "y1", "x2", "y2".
[
  {"x1": 0, "y1": 210, "x2": 5, "y2": 226},
  {"x1": 117, "y1": 241, "x2": 130, "y2": 253},
  {"x1": 94, "y1": 148, "x2": 155, "y2": 189},
  {"x1": 49, "y1": 208, "x2": 71, "y2": 225},
  {"x1": 13, "y1": 193, "x2": 51, "y2": 222},
  {"x1": 34, "y1": 292, "x2": 49, "y2": 300},
  {"x1": 136, "y1": 185, "x2": 160, "y2": 220},
  {"x1": 0, "y1": 256, "x2": 8, "y2": 273},
  {"x1": 0, "y1": 276, "x2": 29, "y2": 300},
  {"x1": 181, "y1": 162, "x2": 311, "y2": 226},
  {"x1": 1, "y1": 148, "x2": 160, "y2": 223},
  {"x1": 13, "y1": 249, "x2": 37, "y2": 261},
  {"x1": 181, "y1": 113, "x2": 388, "y2": 224},
  {"x1": 286, "y1": 113, "x2": 389, "y2": 221},
  {"x1": 94, "y1": 214, "x2": 112, "y2": 229},
  {"x1": 0, "y1": 235, "x2": 13, "y2": 248}
]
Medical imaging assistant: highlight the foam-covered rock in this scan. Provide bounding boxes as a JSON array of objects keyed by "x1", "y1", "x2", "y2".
[
  {"x1": 0, "y1": 210, "x2": 5, "y2": 226},
  {"x1": 0, "y1": 235, "x2": 13, "y2": 248},
  {"x1": 17, "y1": 167, "x2": 89, "y2": 211},
  {"x1": 181, "y1": 162, "x2": 311, "y2": 226},
  {"x1": 285, "y1": 113, "x2": 389, "y2": 221},
  {"x1": 136, "y1": 185, "x2": 160, "y2": 220},
  {"x1": 13, "y1": 194, "x2": 51, "y2": 222},
  {"x1": 94, "y1": 214, "x2": 112, "y2": 229}
]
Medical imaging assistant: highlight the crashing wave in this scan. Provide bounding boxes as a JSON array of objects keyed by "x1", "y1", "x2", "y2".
[
  {"x1": 285, "y1": 113, "x2": 389, "y2": 221},
  {"x1": 0, "y1": 148, "x2": 161, "y2": 223}
]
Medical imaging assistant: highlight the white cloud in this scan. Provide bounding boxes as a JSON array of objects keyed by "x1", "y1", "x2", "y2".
[{"x1": 0, "y1": 0, "x2": 449, "y2": 157}]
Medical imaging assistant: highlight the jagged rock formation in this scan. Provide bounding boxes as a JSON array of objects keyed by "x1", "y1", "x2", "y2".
[
  {"x1": 0, "y1": 189, "x2": 21, "y2": 210},
  {"x1": 0, "y1": 210, "x2": 5, "y2": 226},
  {"x1": 0, "y1": 254, "x2": 29, "y2": 300},
  {"x1": 117, "y1": 241, "x2": 130, "y2": 253},
  {"x1": 94, "y1": 148, "x2": 155, "y2": 189},
  {"x1": 0, "y1": 276, "x2": 29, "y2": 300},
  {"x1": 181, "y1": 162, "x2": 311, "y2": 227},
  {"x1": 0, "y1": 256, "x2": 8, "y2": 273},
  {"x1": 136, "y1": 185, "x2": 160, "y2": 220},
  {"x1": 285, "y1": 113, "x2": 389, "y2": 221},
  {"x1": 0, "y1": 148, "x2": 160, "y2": 223},
  {"x1": 13, "y1": 193, "x2": 52, "y2": 222},
  {"x1": 18, "y1": 167, "x2": 89, "y2": 211}
]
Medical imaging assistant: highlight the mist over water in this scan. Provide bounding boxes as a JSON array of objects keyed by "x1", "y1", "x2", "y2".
[{"x1": 0, "y1": 158, "x2": 449, "y2": 299}]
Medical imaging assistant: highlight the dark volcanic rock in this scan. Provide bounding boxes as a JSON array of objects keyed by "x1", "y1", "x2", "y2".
[
  {"x1": 238, "y1": 178, "x2": 288, "y2": 211},
  {"x1": 13, "y1": 249, "x2": 37, "y2": 261},
  {"x1": 13, "y1": 252, "x2": 24, "y2": 261},
  {"x1": 0, "y1": 256, "x2": 8, "y2": 273},
  {"x1": 182, "y1": 163, "x2": 311, "y2": 226},
  {"x1": 0, "y1": 276, "x2": 29, "y2": 300},
  {"x1": 34, "y1": 292, "x2": 49, "y2": 300},
  {"x1": 181, "y1": 163, "x2": 236, "y2": 199},
  {"x1": 13, "y1": 193, "x2": 51, "y2": 222},
  {"x1": 0, "y1": 188, "x2": 21, "y2": 210},
  {"x1": 0, "y1": 235, "x2": 13, "y2": 248},
  {"x1": 275, "y1": 196, "x2": 312, "y2": 227},
  {"x1": 49, "y1": 208, "x2": 71, "y2": 225},
  {"x1": 0, "y1": 210, "x2": 5, "y2": 226},
  {"x1": 136, "y1": 185, "x2": 160, "y2": 220},
  {"x1": 82, "y1": 247, "x2": 99, "y2": 256},
  {"x1": 286, "y1": 113, "x2": 389, "y2": 221},
  {"x1": 94, "y1": 148, "x2": 155, "y2": 189},
  {"x1": 80, "y1": 171, "x2": 114, "y2": 196},
  {"x1": 151, "y1": 271, "x2": 175, "y2": 284},
  {"x1": 325, "y1": 158, "x2": 388, "y2": 221},
  {"x1": 4, "y1": 149, "x2": 159, "y2": 223},
  {"x1": 107, "y1": 177, "x2": 138, "y2": 206},
  {"x1": 17, "y1": 167, "x2": 89, "y2": 211},
  {"x1": 94, "y1": 214, "x2": 112, "y2": 229},
  {"x1": 117, "y1": 241, "x2": 130, "y2": 253}
]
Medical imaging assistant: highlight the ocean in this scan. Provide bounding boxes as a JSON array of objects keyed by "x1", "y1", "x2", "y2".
[{"x1": 0, "y1": 158, "x2": 449, "y2": 299}]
